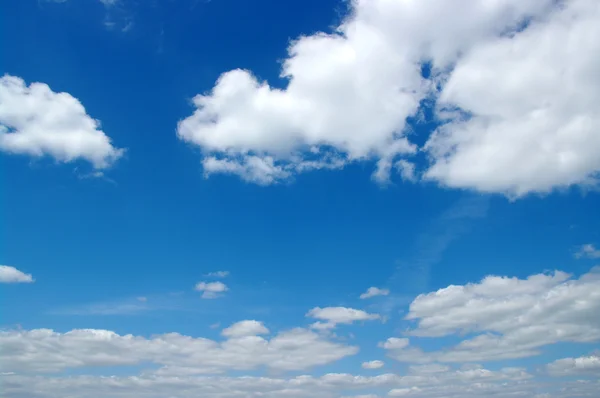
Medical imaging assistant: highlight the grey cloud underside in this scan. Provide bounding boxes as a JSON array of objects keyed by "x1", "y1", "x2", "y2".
[{"x1": 177, "y1": 0, "x2": 600, "y2": 196}]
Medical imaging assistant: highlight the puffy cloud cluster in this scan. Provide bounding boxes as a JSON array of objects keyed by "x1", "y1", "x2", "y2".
[
  {"x1": 178, "y1": 0, "x2": 600, "y2": 196},
  {"x1": 383, "y1": 266, "x2": 600, "y2": 363},
  {"x1": 0, "y1": 322, "x2": 357, "y2": 375},
  {"x1": 0, "y1": 75, "x2": 123, "y2": 169}
]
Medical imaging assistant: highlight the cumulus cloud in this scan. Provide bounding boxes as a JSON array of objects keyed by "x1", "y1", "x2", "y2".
[
  {"x1": 0, "y1": 265, "x2": 34, "y2": 283},
  {"x1": 362, "y1": 360, "x2": 384, "y2": 369},
  {"x1": 360, "y1": 287, "x2": 390, "y2": 299},
  {"x1": 306, "y1": 307, "x2": 380, "y2": 330},
  {"x1": 195, "y1": 281, "x2": 228, "y2": 299},
  {"x1": 0, "y1": 75, "x2": 123, "y2": 169},
  {"x1": 547, "y1": 354, "x2": 600, "y2": 376},
  {"x1": 425, "y1": 0, "x2": 600, "y2": 196},
  {"x1": 382, "y1": 266, "x2": 600, "y2": 363},
  {"x1": 177, "y1": 0, "x2": 600, "y2": 195},
  {"x1": 221, "y1": 320, "x2": 269, "y2": 338},
  {"x1": 0, "y1": 327, "x2": 357, "y2": 375},
  {"x1": 574, "y1": 243, "x2": 600, "y2": 259}
]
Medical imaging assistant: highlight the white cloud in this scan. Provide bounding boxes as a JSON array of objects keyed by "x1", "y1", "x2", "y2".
[
  {"x1": 307, "y1": 307, "x2": 380, "y2": 329},
  {"x1": 195, "y1": 281, "x2": 228, "y2": 299},
  {"x1": 0, "y1": 327, "x2": 357, "y2": 375},
  {"x1": 0, "y1": 75, "x2": 123, "y2": 169},
  {"x1": 424, "y1": 0, "x2": 600, "y2": 196},
  {"x1": 362, "y1": 360, "x2": 384, "y2": 369},
  {"x1": 205, "y1": 271, "x2": 230, "y2": 278},
  {"x1": 379, "y1": 338, "x2": 409, "y2": 350},
  {"x1": 0, "y1": 365, "x2": 540, "y2": 398},
  {"x1": 382, "y1": 266, "x2": 600, "y2": 363},
  {"x1": 221, "y1": 320, "x2": 269, "y2": 338},
  {"x1": 574, "y1": 243, "x2": 600, "y2": 259},
  {"x1": 547, "y1": 354, "x2": 600, "y2": 376},
  {"x1": 0, "y1": 265, "x2": 34, "y2": 283},
  {"x1": 360, "y1": 287, "x2": 390, "y2": 299},
  {"x1": 177, "y1": 0, "x2": 600, "y2": 195}
]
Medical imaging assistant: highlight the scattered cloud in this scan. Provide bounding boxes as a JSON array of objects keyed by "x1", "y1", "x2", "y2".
[
  {"x1": 362, "y1": 360, "x2": 384, "y2": 369},
  {"x1": 0, "y1": 265, "x2": 34, "y2": 284},
  {"x1": 382, "y1": 266, "x2": 600, "y2": 363},
  {"x1": 0, "y1": 364, "x2": 544, "y2": 398},
  {"x1": 307, "y1": 307, "x2": 381, "y2": 330},
  {"x1": 205, "y1": 271, "x2": 230, "y2": 278},
  {"x1": 574, "y1": 243, "x2": 600, "y2": 259},
  {"x1": 360, "y1": 287, "x2": 390, "y2": 299},
  {"x1": 0, "y1": 75, "x2": 124, "y2": 169},
  {"x1": 195, "y1": 281, "x2": 228, "y2": 299}
]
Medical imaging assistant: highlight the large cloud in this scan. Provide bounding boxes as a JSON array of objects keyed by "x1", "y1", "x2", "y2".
[
  {"x1": 177, "y1": 0, "x2": 600, "y2": 195},
  {"x1": 0, "y1": 323, "x2": 357, "y2": 375},
  {"x1": 425, "y1": 0, "x2": 600, "y2": 195},
  {"x1": 383, "y1": 266, "x2": 600, "y2": 363},
  {"x1": 0, "y1": 75, "x2": 123, "y2": 169}
]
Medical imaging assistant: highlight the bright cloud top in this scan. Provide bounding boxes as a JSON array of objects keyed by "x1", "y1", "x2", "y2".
[
  {"x1": 177, "y1": 0, "x2": 600, "y2": 196},
  {"x1": 195, "y1": 281, "x2": 228, "y2": 299},
  {"x1": 0, "y1": 75, "x2": 124, "y2": 169},
  {"x1": 2, "y1": 267, "x2": 599, "y2": 397},
  {"x1": 382, "y1": 266, "x2": 600, "y2": 363},
  {"x1": 0, "y1": 265, "x2": 34, "y2": 284}
]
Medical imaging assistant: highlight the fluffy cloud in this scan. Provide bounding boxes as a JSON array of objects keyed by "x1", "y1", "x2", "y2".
[
  {"x1": 0, "y1": 265, "x2": 34, "y2": 283},
  {"x1": 574, "y1": 244, "x2": 600, "y2": 259},
  {"x1": 0, "y1": 75, "x2": 123, "y2": 169},
  {"x1": 306, "y1": 307, "x2": 380, "y2": 330},
  {"x1": 195, "y1": 281, "x2": 228, "y2": 299},
  {"x1": 360, "y1": 287, "x2": 390, "y2": 299},
  {"x1": 425, "y1": 0, "x2": 600, "y2": 196},
  {"x1": 383, "y1": 266, "x2": 600, "y2": 363},
  {"x1": 221, "y1": 320, "x2": 269, "y2": 338},
  {"x1": 362, "y1": 360, "x2": 384, "y2": 369},
  {"x1": 177, "y1": 0, "x2": 600, "y2": 195},
  {"x1": 0, "y1": 325, "x2": 357, "y2": 375},
  {"x1": 546, "y1": 354, "x2": 600, "y2": 376}
]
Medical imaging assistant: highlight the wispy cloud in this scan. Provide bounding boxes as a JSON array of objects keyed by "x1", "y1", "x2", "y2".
[{"x1": 381, "y1": 195, "x2": 490, "y2": 312}]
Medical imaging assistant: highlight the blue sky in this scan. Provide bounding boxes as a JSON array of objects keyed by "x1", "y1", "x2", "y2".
[{"x1": 1, "y1": 0, "x2": 600, "y2": 397}]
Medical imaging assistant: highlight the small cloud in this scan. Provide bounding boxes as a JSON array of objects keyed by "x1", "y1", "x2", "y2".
[
  {"x1": 195, "y1": 281, "x2": 228, "y2": 299},
  {"x1": 221, "y1": 320, "x2": 269, "y2": 338},
  {"x1": 360, "y1": 287, "x2": 390, "y2": 299},
  {"x1": 362, "y1": 360, "x2": 384, "y2": 369},
  {"x1": 136, "y1": 297, "x2": 147, "y2": 302},
  {"x1": 209, "y1": 322, "x2": 221, "y2": 329},
  {"x1": 205, "y1": 271, "x2": 230, "y2": 278},
  {"x1": 0, "y1": 265, "x2": 34, "y2": 284},
  {"x1": 574, "y1": 244, "x2": 600, "y2": 259},
  {"x1": 306, "y1": 307, "x2": 380, "y2": 329}
]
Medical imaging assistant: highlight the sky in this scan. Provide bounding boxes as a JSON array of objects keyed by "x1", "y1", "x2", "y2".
[{"x1": 1, "y1": 0, "x2": 600, "y2": 397}]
